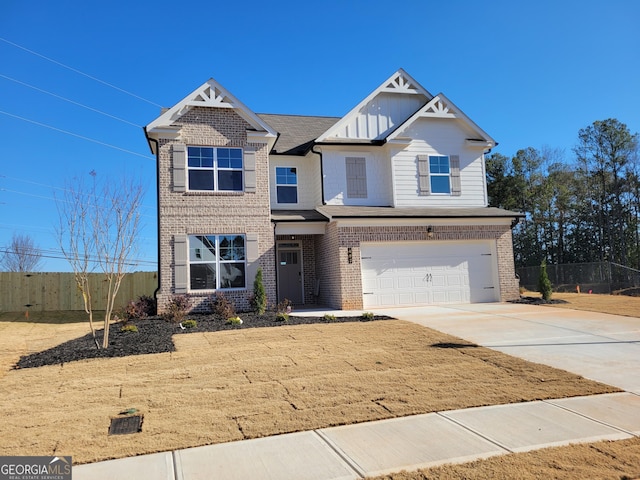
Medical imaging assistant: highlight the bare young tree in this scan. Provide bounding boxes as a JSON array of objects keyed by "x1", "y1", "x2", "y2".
[
  {"x1": 56, "y1": 172, "x2": 143, "y2": 349},
  {"x1": 0, "y1": 233, "x2": 44, "y2": 272},
  {"x1": 56, "y1": 175, "x2": 99, "y2": 347}
]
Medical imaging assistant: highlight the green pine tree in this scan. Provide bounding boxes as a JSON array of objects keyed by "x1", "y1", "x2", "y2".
[
  {"x1": 253, "y1": 268, "x2": 267, "y2": 315},
  {"x1": 538, "y1": 260, "x2": 553, "y2": 301}
]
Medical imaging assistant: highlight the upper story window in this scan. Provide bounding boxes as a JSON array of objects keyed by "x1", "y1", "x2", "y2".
[
  {"x1": 429, "y1": 156, "x2": 450, "y2": 194},
  {"x1": 417, "y1": 154, "x2": 461, "y2": 196},
  {"x1": 189, "y1": 234, "x2": 246, "y2": 290},
  {"x1": 188, "y1": 146, "x2": 243, "y2": 191},
  {"x1": 276, "y1": 167, "x2": 298, "y2": 203}
]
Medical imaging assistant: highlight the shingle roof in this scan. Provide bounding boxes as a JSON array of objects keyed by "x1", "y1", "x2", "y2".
[
  {"x1": 257, "y1": 114, "x2": 339, "y2": 155},
  {"x1": 316, "y1": 205, "x2": 523, "y2": 219},
  {"x1": 271, "y1": 210, "x2": 329, "y2": 222}
]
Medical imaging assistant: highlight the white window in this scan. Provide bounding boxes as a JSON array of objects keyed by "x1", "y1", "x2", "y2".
[
  {"x1": 429, "y1": 155, "x2": 451, "y2": 194},
  {"x1": 189, "y1": 235, "x2": 246, "y2": 290},
  {"x1": 417, "y1": 154, "x2": 461, "y2": 196},
  {"x1": 275, "y1": 167, "x2": 298, "y2": 203},
  {"x1": 188, "y1": 147, "x2": 243, "y2": 191}
]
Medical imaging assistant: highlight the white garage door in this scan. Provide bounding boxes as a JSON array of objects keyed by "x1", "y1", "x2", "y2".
[{"x1": 360, "y1": 241, "x2": 498, "y2": 308}]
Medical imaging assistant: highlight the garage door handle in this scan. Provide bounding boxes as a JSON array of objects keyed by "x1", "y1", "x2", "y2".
[
  {"x1": 361, "y1": 257, "x2": 372, "y2": 260},
  {"x1": 363, "y1": 292, "x2": 374, "y2": 295},
  {"x1": 484, "y1": 286, "x2": 495, "y2": 289}
]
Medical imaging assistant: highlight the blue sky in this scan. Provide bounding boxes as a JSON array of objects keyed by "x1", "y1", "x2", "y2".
[{"x1": 1, "y1": 0, "x2": 638, "y2": 271}]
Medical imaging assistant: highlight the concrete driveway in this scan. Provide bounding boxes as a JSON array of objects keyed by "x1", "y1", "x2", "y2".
[{"x1": 375, "y1": 303, "x2": 640, "y2": 394}]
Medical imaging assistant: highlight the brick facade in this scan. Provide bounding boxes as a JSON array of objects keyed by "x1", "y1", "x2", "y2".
[
  {"x1": 313, "y1": 222, "x2": 520, "y2": 310},
  {"x1": 156, "y1": 107, "x2": 276, "y2": 313},
  {"x1": 148, "y1": 78, "x2": 520, "y2": 313}
]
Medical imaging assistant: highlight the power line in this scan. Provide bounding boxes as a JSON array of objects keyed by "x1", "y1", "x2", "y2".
[
  {"x1": 0, "y1": 247, "x2": 157, "y2": 266},
  {"x1": 0, "y1": 73, "x2": 142, "y2": 128},
  {"x1": 0, "y1": 110, "x2": 154, "y2": 160},
  {"x1": 0, "y1": 36, "x2": 163, "y2": 108},
  {"x1": 0, "y1": 176, "x2": 157, "y2": 213},
  {"x1": 0, "y1": 187, "x2": 157, "y2": 219}
]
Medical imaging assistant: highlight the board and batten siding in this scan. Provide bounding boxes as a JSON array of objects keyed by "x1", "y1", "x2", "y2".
[
  {"x1": 322, "y1": 148, "x2": 393, "y2": 206},
  {"x1": 269, "y1": 154, "x2": 322, "y2": 210},
  {"x1": 392, "y1": 119, "x2": 488, "y2": 207},
  {"x1": 336, "y1": 93, "x2": 425, "y2": 140}
]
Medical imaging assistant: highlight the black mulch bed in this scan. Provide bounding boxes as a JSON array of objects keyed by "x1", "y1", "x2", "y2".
[
  {"x1": 509, "y1": 296, "x2": 569, "y2": 305},
  {"x1": 15, "y1": 313, "x2": 392, "y2": 370}
]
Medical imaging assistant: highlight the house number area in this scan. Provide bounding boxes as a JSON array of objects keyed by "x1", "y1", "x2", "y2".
[{"x1": 423, "y1": 273, "x2": 433, "y2": 283}]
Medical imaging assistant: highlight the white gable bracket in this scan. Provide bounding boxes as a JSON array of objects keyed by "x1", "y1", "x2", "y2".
[
  {"x1": 316, "y1": 68, "x2": 433, "y2": 142},
  {"x1": 145, "y1": 78, "x2": 277, "y2": 138}
]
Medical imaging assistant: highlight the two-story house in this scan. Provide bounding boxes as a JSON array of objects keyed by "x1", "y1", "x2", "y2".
[{"x1": 144, "y1": 69, "x2": 521, "y2": 313}]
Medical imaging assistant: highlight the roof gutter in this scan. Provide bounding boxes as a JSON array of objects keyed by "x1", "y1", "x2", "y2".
[
  {"x1": 315, "y1": 139, "x2": 386, "y2": 147},
  {"x1": 311, "y1": 144, "x2": 326, "y2": 205},
  {"x1": 143, "y1": 126, "x2": 161, "y2": 309}
]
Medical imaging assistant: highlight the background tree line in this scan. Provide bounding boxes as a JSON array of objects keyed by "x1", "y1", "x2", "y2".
[{"x1": 487, "y1": 118, "x2": 639, "y2": 268}]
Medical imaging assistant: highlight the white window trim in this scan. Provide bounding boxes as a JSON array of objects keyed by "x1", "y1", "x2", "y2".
[
  {"x1": 275, "y1": 166, "x2": 298, "y2": 204},
  {"x1": 187, "y1": 146, "x2": 244, "y2": 192},
  {"x1": 188, "y1": 234, "x2": 247, "y2": 292},
  {"x1": 429, "y1": 155, "x2": 451, "y2": 195}
]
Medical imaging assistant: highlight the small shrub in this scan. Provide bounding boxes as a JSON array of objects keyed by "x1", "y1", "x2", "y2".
[
  {"x1": 275, "y1": 312, "x2": 289, "y2": 322},
  {"x1": 251, "y1": 268, "x2": 267, "y2": 315},
  {"x1": 162, "y1": 294, "x2": 191, "y2": 323},
  {"x1": 123, "y1": 295, "x2": 156, "y2": 320},
  {"x1": 181, "y1": 319, "x2": 197, "y2": 329},
  {"x1": 276, "y1": 298, "x2": 293, "y2": 314},
  {"x1": 361, "y1": 311, "x2": 375, "y2": 320},
  {"x1": 226, "y1": 316, "x2": 243, "y2": 325},
  {"x1": 538, "y1": 260, "x2": 553, "y2": 301},
  {"x1": 323, "y1": 313, "x2": 337, "y2": 321},
  {"x1": 210, "y1": 292, "x2": 236, "y2": 319},
  {"x1": 120, "y1": 324, "x2": 138, "y2": 333}
]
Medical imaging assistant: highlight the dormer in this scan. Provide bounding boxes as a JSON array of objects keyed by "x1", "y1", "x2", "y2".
[{"x1": 316, "y1": 69, "x2": 433, "y2": 143}]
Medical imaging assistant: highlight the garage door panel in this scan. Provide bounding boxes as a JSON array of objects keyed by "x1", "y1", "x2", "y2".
[
  {"x1": 361, "y1": 241, "x2": 498, "y2": 308},
  {"x1": 378, "y1": 277, "x2": 394, "y2": 289},
  {"x1": 447, "y1": 275, "x2": 462, "y2": 286}
]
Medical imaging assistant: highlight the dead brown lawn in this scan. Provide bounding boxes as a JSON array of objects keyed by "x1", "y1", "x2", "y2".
[
  {"x1": 368, "y1": 437, "x2": 640, "y2": 480},
  {"x1": 0, "y1": 319, "x2": 618, "y2": 464},
  {"x1": 1, "y1": 295, "x2": 636, "y2": 475},
  {"x1": 549, "y1": 291, "x2": 640, "y2": 318}
]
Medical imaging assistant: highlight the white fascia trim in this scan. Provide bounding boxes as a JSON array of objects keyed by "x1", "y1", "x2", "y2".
[
  {"x1": 316, "y1": 69, "x2": 433, "y2": 142},
  {"x1": 147, "y1": 126, "x2": 180, "y2": 138},
  {"x1": 334, "y1": 217, "x2": 513, "y2": 228},
  {"x1": 465, "y1": 139, "x2": 494, "y2": 149},
  {"x1": 275, "y1": 222, "x2": 326, "y2": 235},
  {"x1": 387, "y1": 93, "x2": 497, "y2": 147},
  {"x1": 247, "y1": 130, "x2": 277, "y2": 146},
  {"x1": 145, "y1": 78, "x2": 277, "y2": 137}
]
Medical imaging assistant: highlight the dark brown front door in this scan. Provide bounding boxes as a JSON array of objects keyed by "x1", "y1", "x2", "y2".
[{"x1": 277, "y1": 248, "x2": 303, "y2": 304}]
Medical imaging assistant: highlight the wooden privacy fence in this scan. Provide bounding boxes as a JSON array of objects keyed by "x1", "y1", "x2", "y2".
[{"x1": 0, "y1": 272, "x2": 158, "y2": 312}]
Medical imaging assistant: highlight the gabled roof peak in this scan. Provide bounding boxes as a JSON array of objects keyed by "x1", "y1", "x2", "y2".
[
  {"x1": 316, "y1": 69, "x2": 433, "y2": 142},
  {"x1": 380, "y1": 68, "x2": 431, "y2": 95},
  {"x1": 145, "y1": 77, "x2": 277, "y2": 138},
  {"x1": 387, "y1": 93, "x2": 496, "y2": 147}
]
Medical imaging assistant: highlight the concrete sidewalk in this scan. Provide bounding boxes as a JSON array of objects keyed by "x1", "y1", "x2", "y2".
[
  {"x1": 74, "y1": 303, "x2": 640, "y2": 479},
  {"x1": 74, "y1": 392, "x2": 640, "y2": 479}
]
